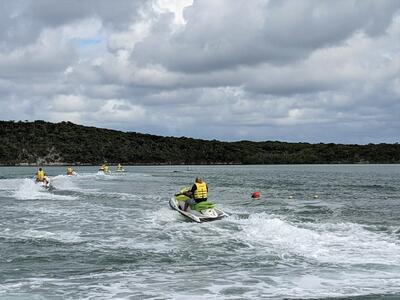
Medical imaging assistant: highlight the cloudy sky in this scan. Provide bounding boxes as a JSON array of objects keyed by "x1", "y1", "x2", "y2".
[{"x1": 1, "y1": 0, "x2": 399, "y2": 143}]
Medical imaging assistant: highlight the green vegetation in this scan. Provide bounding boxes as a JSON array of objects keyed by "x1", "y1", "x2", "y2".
[{"x1": 0, "y1": 120, "x2": 399, "y2": 165}]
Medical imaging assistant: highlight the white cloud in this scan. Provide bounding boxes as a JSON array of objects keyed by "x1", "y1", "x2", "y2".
[
  {"x1": 51, "y1": 94, "x2": 91, "y2": 112},
  {"x1": 0, "y1": 28, "x2": 76, "y2": 77},
  {"x1": 93, "y1": 99, "x2": 147, "y2": 122},
  {"x1": 0, "y1": 1, "x2": 399, "y2": 143},
  {"x1": 153, "y1": 0, "x2": 193, "y2": 26}
]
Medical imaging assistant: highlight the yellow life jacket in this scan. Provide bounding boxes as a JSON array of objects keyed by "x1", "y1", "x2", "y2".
[
  {"x1": 37, "y1": 170, "x2": 45, "y2": 181},
  {"x1": 67, "y1": 167, "x2": 73, "y2": 173},
  {"x1": 194, "y1": 182, "x2": 208, "y2": 200}
]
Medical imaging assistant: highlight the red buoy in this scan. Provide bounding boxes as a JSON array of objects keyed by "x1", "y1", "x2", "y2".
[{"x1": 251, "y1": 191, "x2": 261, "y2": 199}]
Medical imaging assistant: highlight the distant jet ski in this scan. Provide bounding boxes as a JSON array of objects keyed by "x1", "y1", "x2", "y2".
[
  {"x1": 97, "y1": 170, "x2": 111, "y2": 175},
  {"x1": 116, "y1": 164, "x2": 125, "y2": 172},
  {"x1": 99, "y1": 164, "x2": 111, "y2": 174},
  {"x1": 66, "y1": 167, "x2": 77, "y2": 176},
  {"x1": 67, "y1": 171, "x2": 77, "y2": 176},
  {"x1": 169, "y1": 188, "x2": 228, "y2": 223}
]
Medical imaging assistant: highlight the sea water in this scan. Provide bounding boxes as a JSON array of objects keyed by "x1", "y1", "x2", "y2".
[{"x1": 0, "y1": 165, "x2": 399, "y2": 299}]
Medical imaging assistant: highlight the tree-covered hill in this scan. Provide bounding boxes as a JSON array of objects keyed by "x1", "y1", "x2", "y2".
[{"x1": 0, "y1": 120, "x2": 399, "y2": 165}]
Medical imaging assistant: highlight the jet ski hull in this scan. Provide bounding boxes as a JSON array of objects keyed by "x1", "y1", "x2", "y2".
[
  {"x1": 169, "y1": 197, "x2": 228, "y2": 223},
  {"x1": 36, "y1": 179, "x2": 52, "y2": 190},
  {"x1": 97, "y1": 170, "x2": 111, "y2": 175}
]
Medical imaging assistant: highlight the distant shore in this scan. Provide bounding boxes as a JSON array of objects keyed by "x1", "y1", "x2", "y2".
[
  {"x1": 5, "y1": 162, "x2": 240, "y2": 167},
  {"x1": 1, "y1": 120, "x2": 399, "y2": 165},
  {"x1": 2, "y1": 162, "x2": 400, "y2": 167}
]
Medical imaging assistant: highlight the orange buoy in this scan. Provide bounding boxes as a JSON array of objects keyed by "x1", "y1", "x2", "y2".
[{"x1": 251, "y1": 191, "x2": 261, "y2": 199}]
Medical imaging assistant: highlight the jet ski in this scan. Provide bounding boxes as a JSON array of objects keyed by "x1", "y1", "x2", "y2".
[
  {"x1": 36, "y1": 177, "x2": 52, "y2": 190},
  {"x1": 98, "y1": 169, "x2": 111, "y2": 175},
  {"x1": 116, "y1": 164, "x2": 125, "y2": 172},
  {"x1": 169, "y1": 188, "x2": 228, "y2": 223},
  {"x1": 98, "y1": 164, "x2": 111, "y2": 175}
]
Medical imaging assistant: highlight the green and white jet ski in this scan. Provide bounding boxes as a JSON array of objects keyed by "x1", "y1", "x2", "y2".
[{"x1": 169, "y1": 187, "x2": 228, "y2": 223}]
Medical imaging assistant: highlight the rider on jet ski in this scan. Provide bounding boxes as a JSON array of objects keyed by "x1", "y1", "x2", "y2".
[
  {"x1": 183, "y1": 177, "x2": 208, "y2": 211},
  {"x1": 66, "y1": 166, "x2": 75, "y2": 175},
  {"x1": 36, "y1": 167, "x2": 49, "y2": 186}
]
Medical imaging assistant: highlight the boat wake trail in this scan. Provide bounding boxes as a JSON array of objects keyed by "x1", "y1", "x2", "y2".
[
  {"x1": 10, "y1": 178, "x2": 78, "y2": 200},
  {"x1": 232, "y1": 212, "x2": 400, "y2": 265}
]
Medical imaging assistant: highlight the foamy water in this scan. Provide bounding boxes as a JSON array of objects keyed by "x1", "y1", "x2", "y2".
[{"x1": 0, "y1": 165, "x2": 399, "y2": 299}]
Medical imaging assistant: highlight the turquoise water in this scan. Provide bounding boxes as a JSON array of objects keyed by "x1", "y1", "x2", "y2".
[{"x1": 1, "y1": 165, "x2": 400, "y2": 299}]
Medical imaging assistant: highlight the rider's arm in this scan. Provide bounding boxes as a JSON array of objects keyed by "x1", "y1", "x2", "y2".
[{"x1": 190, "y1": 184, "x2": 197, "y2": 197}]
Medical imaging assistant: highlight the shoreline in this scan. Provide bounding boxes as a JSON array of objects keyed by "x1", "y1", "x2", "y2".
[{"x1": 1, "y1": 162, "x2": 400, "y2": 167}]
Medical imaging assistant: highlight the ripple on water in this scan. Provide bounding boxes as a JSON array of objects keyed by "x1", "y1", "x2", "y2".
[{"x1": 1, "y1": 165, "x2": 400, "y2": 299}]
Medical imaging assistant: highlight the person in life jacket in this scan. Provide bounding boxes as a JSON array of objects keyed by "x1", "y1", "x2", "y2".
[
  {"x1": 36, "y1": 168, "x2": 46, "y2": 182},
  {"x1": 36, "y1": 167, "x2": 49, "y2": 187},
  {"x1": 183, "y1": 177, "x2": 208, "y2": 211},
  {"x1": 66, "y1": 167, "x2": 75, "y2": 175},
  {"x1": 99, "y1": 164, "x2": 110, "y2": 173}
]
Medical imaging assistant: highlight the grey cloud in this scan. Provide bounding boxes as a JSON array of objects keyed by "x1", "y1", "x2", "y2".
[
  {"x1": 26, "y1": 0, "x2": 144, "y2": 29},
  {"x1": 263, "y1": 0, "x2": 398, "y2": 47},
  {"x1": 0, "y1": 1, "x2": 37, "y2": 49},
  {"x1": 0, "y1": 47, "x2": 76, "y2": 79},
  {"x1": 0, "y1": 0, "x2": 146, "y2": 50},
  {"x1": 132, "y1": 0, "x2": 400, "y2": 73}
]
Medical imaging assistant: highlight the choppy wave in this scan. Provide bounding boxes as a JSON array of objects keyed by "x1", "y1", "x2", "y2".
[
  {"x1": 9, "y1": 178, "x2": 77, "y2": 200},
  {"x1": 51, "y1": 175, "x2": 80, "y2": 190},
  {"x1": 1, "y1": 165, "x2": 400, "y2": 299},
  {"x1": 232, "y1": 213, "x2": 400, "y2": 264},
  {"x1": 1, "y1": 228, "x2": 85, "y2": 245},
  {"x1": 0, "y1": 178, "x2": 24, "y2": 192}
]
